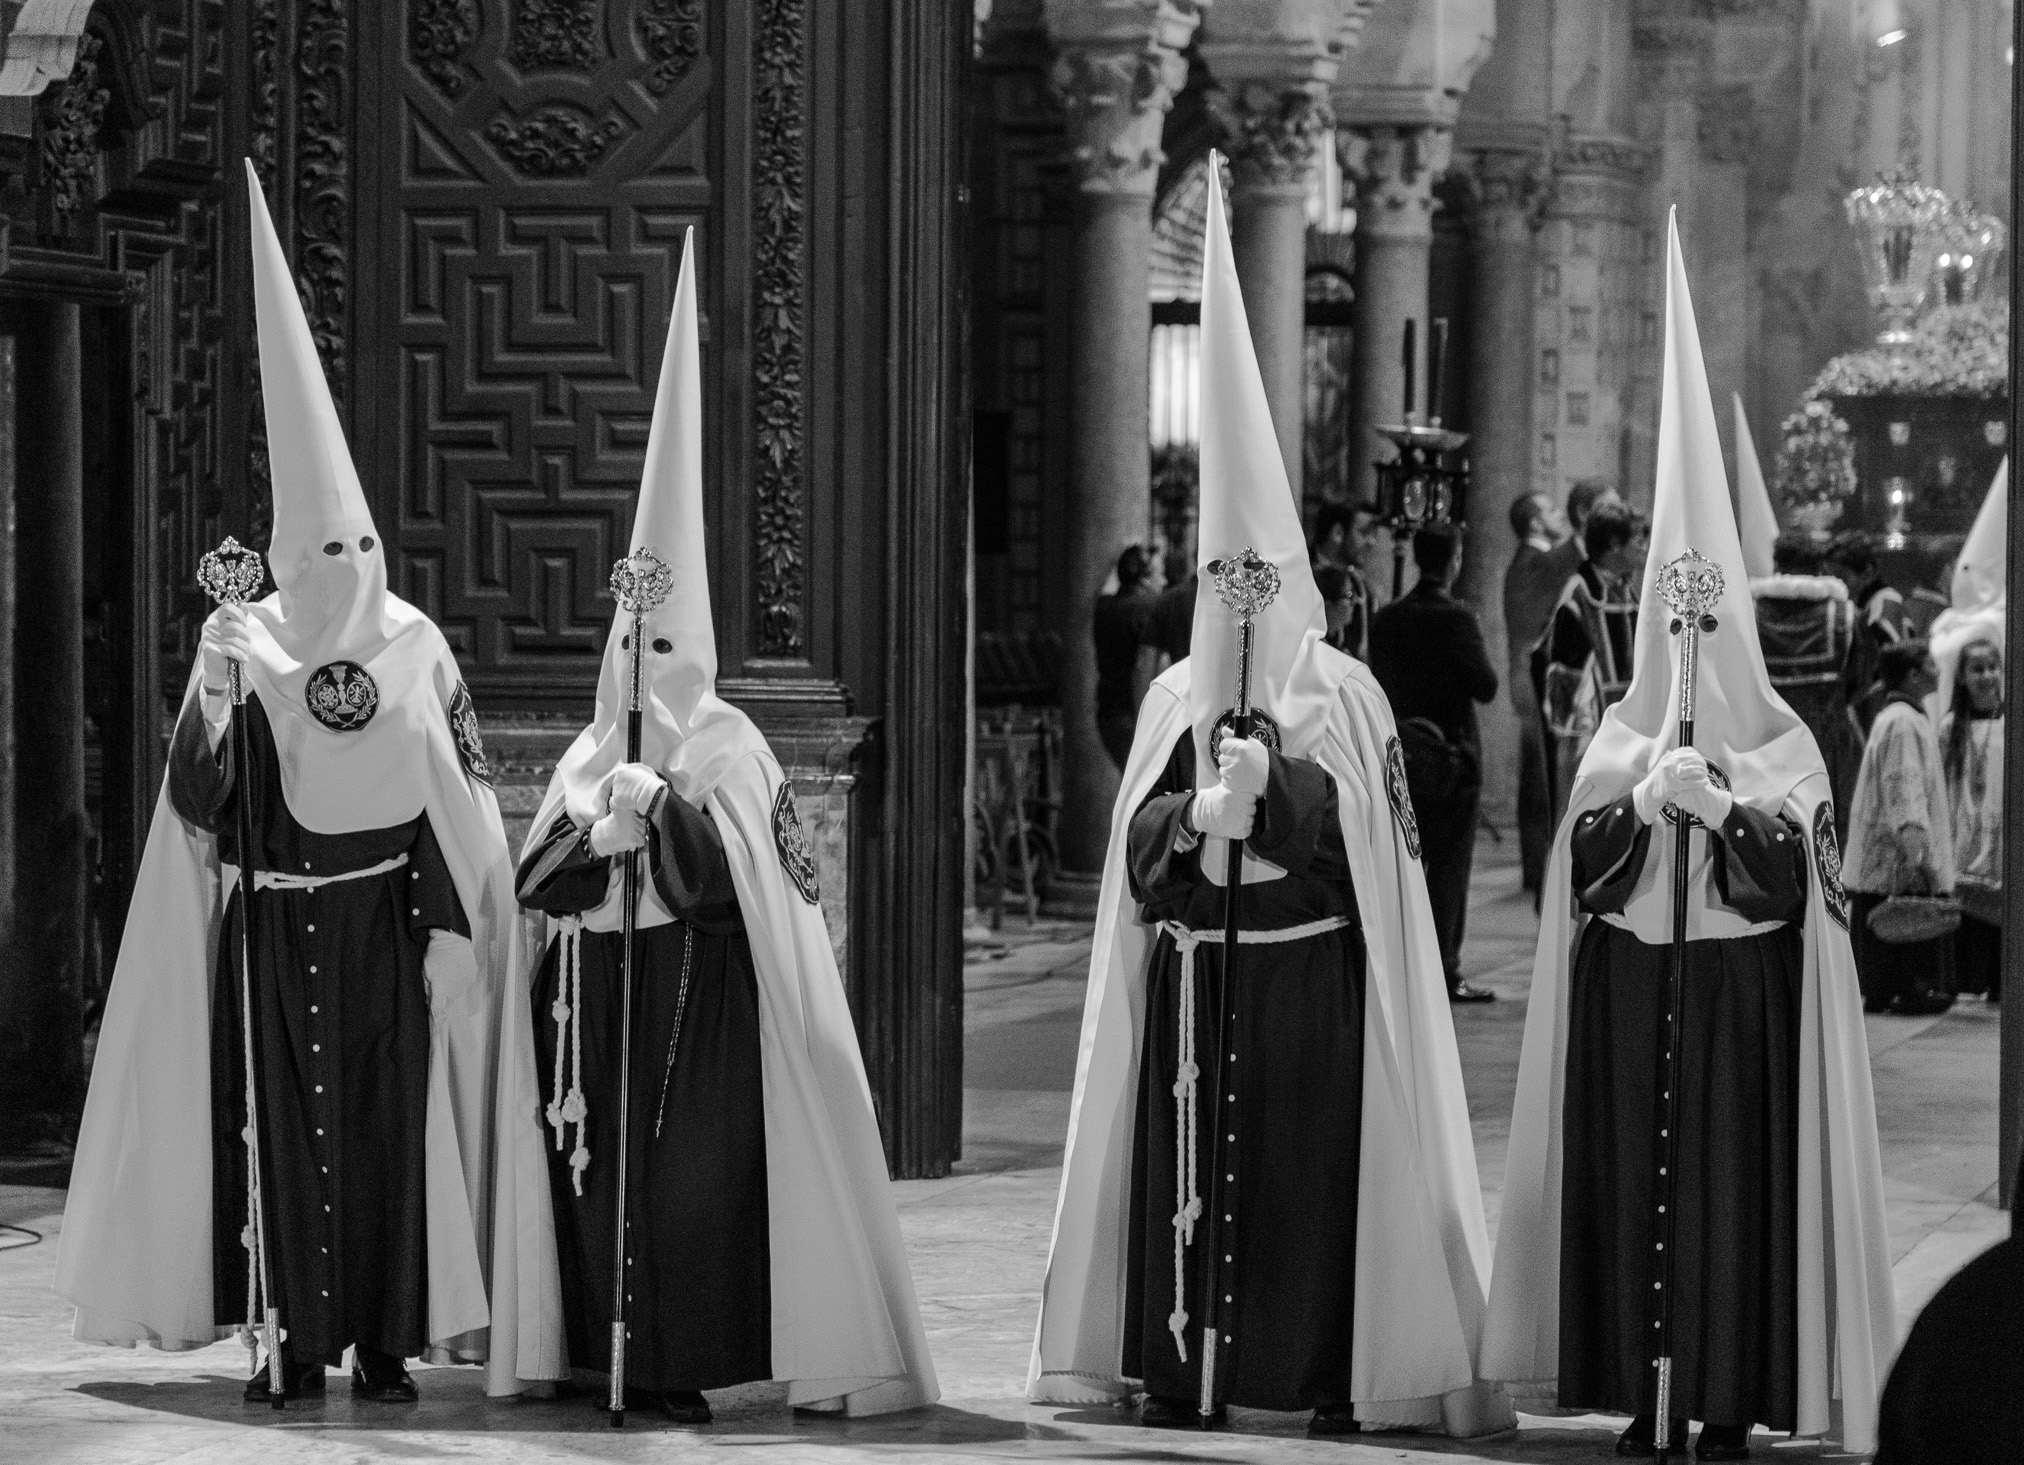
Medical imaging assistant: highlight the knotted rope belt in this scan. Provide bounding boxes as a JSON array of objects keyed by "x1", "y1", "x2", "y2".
[
  {"x1": 1158, "y1": 913, "x2": 1354, "y2": 1361},
  {"x1": 239, "y1": 852, "x2": 410, "y2": 891}
]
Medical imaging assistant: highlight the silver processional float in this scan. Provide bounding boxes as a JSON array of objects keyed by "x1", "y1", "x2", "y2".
[
  {"x1": 199, "y1": 536, "x2": 286, "y2": 1410},
  {"x1": 1193, "y1": 546, "x2": 1282, "y2": 1428},
  {"x1": 1649, "y1": 547, "x2": 1725, "y2": 1464},
  {"x1": 604, "y1": 543, "x2": 675, "y2": 1428}
]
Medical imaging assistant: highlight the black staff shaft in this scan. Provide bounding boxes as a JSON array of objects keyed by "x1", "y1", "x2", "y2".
[
  {"x1": 229, "y1": 657, "x2": 284, "y2": 1408},
  {"x1": 608, "y1": 636, "x2": 647, "y2": 1427},
  {"x1": 1197, "y1": 616, "x2": 1255, "y2": 1425}
]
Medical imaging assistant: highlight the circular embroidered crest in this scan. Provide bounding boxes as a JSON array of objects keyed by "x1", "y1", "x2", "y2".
[
  {"x1": 447, "y1": 682, "x2": 491, "y2": 785},
  {"x1": 305, "y1": 661, "x2": 378, "y2": 733},
  {"x1": 1660, "y1": 757, "x2": 1731, "y2": 826},
  {"x1": 1385, "y1": 735, "x2": 1421, "y2": 861},
  {"x1": 773, "y1": 781, "x2": 820, "y2": 905},
  {"x1": 1812, "y1": 801, "x2": 1849, "y2": 931},
  {"x1": 1207, "y1": 707, "x2": 1282, "y2": 763}
]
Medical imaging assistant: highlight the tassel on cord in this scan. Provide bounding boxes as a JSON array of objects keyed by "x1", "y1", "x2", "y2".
[
  {"x1": 545, "y1": 918, "x2": 591, "y2": 1194},
  {"x1": 1168, "y1": 930, "x2": 1203, "y2": 1363}
]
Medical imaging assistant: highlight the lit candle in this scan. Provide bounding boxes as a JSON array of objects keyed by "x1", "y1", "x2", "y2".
[
  {"x1": 1429, "y1": 317, "x2": 1449, "y2": 425},
  {"x1": 1402, "y1": 319, "x2": 1416, "y2": 418}
]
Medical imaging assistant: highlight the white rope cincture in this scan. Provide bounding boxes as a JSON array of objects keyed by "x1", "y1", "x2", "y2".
[
  {"x1": 544, "y1": 917, "x2": 591, "y2": 1194},
  {"x1": 1157, "y1": 914, "x2": 1354, "y2": 1363},
  {"x1": 654, "y1": 924, "x2": 697, "y2": 1140},
  {"x1": 247, "y1": 852, "x2": 408, "y2": 890}
]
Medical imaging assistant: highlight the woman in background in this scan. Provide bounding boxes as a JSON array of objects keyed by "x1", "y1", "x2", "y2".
[{"x1": 1940, "y1": 638, "x2": 2003, "y2": 1002}]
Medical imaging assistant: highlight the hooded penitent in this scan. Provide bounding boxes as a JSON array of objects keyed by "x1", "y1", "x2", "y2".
[
  {"x1": 1929, "y1": 458, "x2": 2006, "y2": 720},
  {"x1": 1027, "y1": 161, "x2": 1508, "y2": 1434},
  {"x1": 1480, "y1": 213, "x2": 1895, "y2": 1452},
  {"x1": 55, "y1": 162, "x2": 564, "y2": 1392},
  {"x1": 517, "y1": 228, "x2": 937, "y2": 1415},
  {"x1": 1734, "y1": 392, "x2": 1778, "y2": 582}
]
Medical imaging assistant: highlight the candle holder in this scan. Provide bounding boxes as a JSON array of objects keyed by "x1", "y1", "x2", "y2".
[
  {"x1": 1845, "y1": 169, "x2": 1951, "y2": 346},
  {"x1": 1370, "y1": 421, "x2": 1470, "y2": 598}
]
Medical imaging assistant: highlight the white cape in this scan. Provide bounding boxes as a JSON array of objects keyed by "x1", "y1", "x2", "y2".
[
  {"x1": 1027, "y1": 656, "x2": 1511, "y2": 1434},
  {"x1": 521, "y1": 710, "x2": 938, "y2": 1415},
  {"x1": 55, "y1": 605, "x2": 565, "y2": 1393},
  {"x1": 1480, "y1": 762, "x2": 1897, "y2": 1453}
]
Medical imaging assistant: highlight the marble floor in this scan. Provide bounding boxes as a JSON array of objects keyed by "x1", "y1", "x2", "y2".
[{"x1": 0, "y1": 832, "x2": 2007, "y2": 1463}]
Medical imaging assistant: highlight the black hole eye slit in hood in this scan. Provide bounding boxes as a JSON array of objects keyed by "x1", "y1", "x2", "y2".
[{"x1": 323, "y1": 541, "x2": 343, "y2": 555}]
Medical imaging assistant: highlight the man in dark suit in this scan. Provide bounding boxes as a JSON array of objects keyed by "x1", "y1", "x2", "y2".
[
  {"x1": 1370, "y1": 523, "x2": 1499, "y2": 1002},
  {"x1": 1501, "y1": 491, "x2": 1573, "y2": 893}
]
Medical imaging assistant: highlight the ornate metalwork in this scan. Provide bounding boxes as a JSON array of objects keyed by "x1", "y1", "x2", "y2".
[
  {"x1": 752, "y1": 0, "x2": 809, "y2": 658},
  {"x1": 1206, "y1": 547, "x2": 1282, "y2": 619},
  {"x1": 610, "y1": 546, "x2": 674, "y2": 616},
  {"x1": 1654, "y1": 547, "x2": 1725, "y2": 626},
  {"x1": 41, "y1": 33, "x2": 109, "y2": 226},
  {"x1": 297, "y1": 0, "x2": 352, "y2": 404},
  {"x1": 638, "y1": 0, "x2": 704, "y2": 95},
  {"x1": 486, "y1": 105, "x2": 624, "y2": 175},
  {"x1": 199, "y1": 538, "x2": 266, "y2": 607},
  {"x1": 509, "y1": 0, "x2": 601, "y2": 70},
  {"x1": 412, "y1": 0, "x2": 481, "y2": 96}
]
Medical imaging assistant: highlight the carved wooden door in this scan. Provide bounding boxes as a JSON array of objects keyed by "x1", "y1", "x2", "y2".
[{"x1": 355, "y1": 1, "x2": 719, "y2": 707}]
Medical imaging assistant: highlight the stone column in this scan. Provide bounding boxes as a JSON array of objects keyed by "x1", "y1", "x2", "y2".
[
  {"x1": 1342, "y1": 124, "x2": 1451, "y2": 518},
  {"x1": 1215, "y1": 83, "x2": 1332, "y2": 500},
  {"x1": 0, "y1": 301, "x2": 83, "y2": 1142},
  {"x1": 1046, "y1": 36, "x2": 1190, "y2": 890},
  {"x1": 1455, "y1": 147, "x2": 1544, "y2": 821}
]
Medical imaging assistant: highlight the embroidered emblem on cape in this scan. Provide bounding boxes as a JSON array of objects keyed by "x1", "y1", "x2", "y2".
[
  {"x1": 1208, "y1": 707, "x2": 1282, "y2": 762},
  {"x1": 773, "y1": 781, "x2": 820, "y2": 905},
  {"x1": 305, "y1": 661, "x2": 378, "y2": 733},
  {"x1": 1812, "y1": 801, "x2": 1849, "y2": 930},
  {"x1": 447, "y1": 682, "x2": 491, "y2": 785},
  {"x1": 1385, "y1": 735, "x2": 1421, "y2": 860}
]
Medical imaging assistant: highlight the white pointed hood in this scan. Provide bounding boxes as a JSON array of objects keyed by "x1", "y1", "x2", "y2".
[
  {"x1": 1734, "y1": 392, "x2": 1778, "y2": 582},
  {"x1": 1188, "y1": 155, "x2": 1334, "y2": 778},
  {"x1": 1580, "y1": 214, "x2": 1821, "y2": 805},
  {"x1": 551, "y1": 227, "x2": 750, "y2": 823},
  {"x1": 1929, "y1": 457, "x2": 2007, "y2": 720},
  {"x1": 247, "y1": 159, "x2": 391, "y2": 658}
]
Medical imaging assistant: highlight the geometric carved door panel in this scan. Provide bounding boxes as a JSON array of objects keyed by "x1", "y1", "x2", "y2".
[{"x1": 361, "y1": 2, "x2": 719, "y2": 706}]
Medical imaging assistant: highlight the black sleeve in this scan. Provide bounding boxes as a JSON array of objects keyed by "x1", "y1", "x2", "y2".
[
  {"x1": 166, "y1": 686, "x2": 234, "y2": 834},
  {"x1": 645, "y1": 791, "x2": 743, "y2": 935},
  {"x1": 1708, "y1": 803, "x2": 1809, "y2": 924},
  {"x1": 1247, "y1": 751, "x2": 1337, "y2": 876},
  {"x1": 1549, "y1": 599, "x2": 1593, "y2": 670},
  {"x1": 1571, "y1": 794, "x2": 1651, "y2": 914},
  {"x1": 1453, "y1": 607, "x2": 1499, "y2": 704},
  {"x1": 405, "y1": 815, "x2": 470, "y2": 939},
  {"x1": 1126, "y1": 732, "x2": 1201, "y2": 915},
  {"x1": 514, "y1": 808, "x2": 612, "y2": 916}
]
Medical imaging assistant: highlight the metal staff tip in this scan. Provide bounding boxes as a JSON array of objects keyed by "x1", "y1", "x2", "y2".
[
  {"x1": 1655, "y1": 548, "x2": 1723, "y2": 636},
  {"x1": 199, "y1": 536, "x2": 264, "y2": 607},
  {"x1": 610, "y1": 545, "x2": 675, "y2": 616},
  {"x1": 1206, "y1": 547, "x2": 1281, "y2": 619}
]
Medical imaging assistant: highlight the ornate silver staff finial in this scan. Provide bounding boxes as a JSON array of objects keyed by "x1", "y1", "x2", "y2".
[
  {"x1": 609, "y1": 545, "x2": 675, "y2": 616},
  {"x1": 1206, "y1": 547, "x2": 1282, "y2": 620},
  {"x1": 1655, "y1": 547, "x2": 1724, "y2": 634},
  {"x1": 198, "y1": 536, "x2": 265, "y2": 608}
]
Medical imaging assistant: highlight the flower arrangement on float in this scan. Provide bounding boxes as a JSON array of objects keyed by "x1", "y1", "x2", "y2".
[
  {"x1": 1773, "y1": 399, "x2": 1858, "y2": 535},
  {"x1": 1808, "y1": 301, "x2": 2008, "y2": 401}
]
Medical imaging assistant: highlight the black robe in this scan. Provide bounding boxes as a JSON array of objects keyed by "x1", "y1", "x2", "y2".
[
  {"x1": 1121, "y1": 734, "x2": 1366, "y2": 1412},
  {"x1": 1557, "y1": 794, "x2": 1808, "y2": 1430},
  {"x1": 516, "y1": 793, "x2": 770, "y2": 1392},
  {"x1": 170, "y1": 690, "x2": 462, "y2": 1366}
]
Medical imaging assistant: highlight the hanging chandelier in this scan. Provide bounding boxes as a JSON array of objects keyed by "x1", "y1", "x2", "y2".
[{"x1": 1844, "y1": 170, "x2": 1952, "y2": 345}]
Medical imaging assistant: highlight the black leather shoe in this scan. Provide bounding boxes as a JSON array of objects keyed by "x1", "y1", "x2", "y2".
[
  {"x1": 1308, "y1": 1405, "x2": 1361, "y2": 1435},
  {"x1": 1615, "y1": 1415, "x2": 1689, "y2": 1457},
  {"x1": 659, "y1": 1389, "x2": 712, "y2": 1424},
  {"x1": 244, "y1": 1349, "x2": 324, "y2": 1404},
  {"x1": 1696, "y1": 1423, "x2": 1752, "y2": 1460},
  {"x1": 350, "y1": 1348, "x2": 418, "y2": 1402},
  {"x1": 1140, "y1": 1394, "x2": 1223, "y2": 1428},
  {"x1": 1448, "y1": 980, "x2": 1497, "y2": 1003}
]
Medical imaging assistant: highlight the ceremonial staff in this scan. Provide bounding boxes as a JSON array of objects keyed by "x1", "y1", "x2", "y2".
[
  {"x1": 199, "y1": 536, "x2": 284, "y2": 1410},
  {"x1": 605, "y1": 544, "x2": 674, "y2": 1428},
  {"x1": 1649, "y1": 548, "x2": 1724, "y2": 1463},
  {"x1": 1195, "y1": 547, "x2": 1281, "y2": 1428}
]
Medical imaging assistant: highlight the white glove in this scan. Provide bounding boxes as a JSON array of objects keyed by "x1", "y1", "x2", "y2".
[
  {"x1": 1673, "y1": 772, "x2": 1733, "y2": 829},
  {"x1": 1217, "y1": 736, "x2": 1269, "y2": 797},
  {"x1": 1190, "y1": 783, "x2": 1256, "y2": 842},
  {"x1": 423, "y1": 930, "x2": 479, "y2": 1016},
  {"x1": 197, "y1": 604, "x2": 256, "y2": 697},
  {"x1": 608, "y1": 762, "x2": 666, "y2": 819},
  {"x1": 1632, "y1": 748, "x2": 1709, "y2": 824},
  {"x1": 588, "y1": 810, "x2": 646, "y2": 857}
]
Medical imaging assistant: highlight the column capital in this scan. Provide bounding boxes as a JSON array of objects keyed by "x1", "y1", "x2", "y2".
[
  {"x1": 1545, "y1": 132, "x2": 1650, "y2": 223},
  {"x1": 1451, "y1": 145, "x2": 1548, "y2": 243},
  {"x1": 1042, "y1": 1, "x2": 1206, "y2": 196},
  {"x1": 1338, "y1": 123, "x2": 1452, "y2": 242},
  {"x1": 1210, "y1": 82, "x2": 1334, "y2": 193}
]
